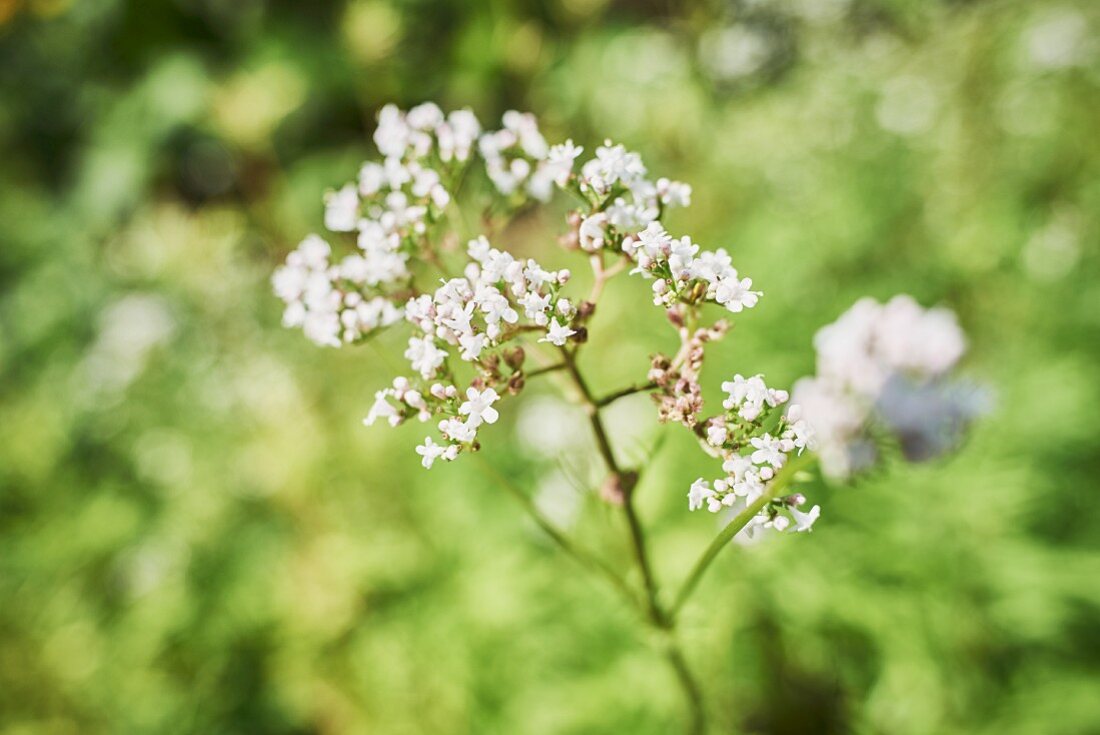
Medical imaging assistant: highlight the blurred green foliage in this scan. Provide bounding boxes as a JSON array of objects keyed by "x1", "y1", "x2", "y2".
[{"x1": 1, "y1": 0, "x2": 1099, "y2": 733}]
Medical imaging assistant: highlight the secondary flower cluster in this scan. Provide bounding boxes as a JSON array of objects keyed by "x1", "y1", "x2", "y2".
[
  {"x1": 275, "y1": 104, "x2": 773, "y2": 473},
  {"x1": 687, "y1": 373, "x2": 819, "y2": 537},
  {"x1": 793, "y1": 295, "x2": 982, "y2": 477},
  {"x1": 271, "y1": 234, "x2": 404, "y2": 347},
  {"x1": 362, "y1": 234, "x2": 579, "y2": 467},
  {"x1": 622, "y1": 222, "x2": 762, "y2": 314},
  {"x1": 273, "y1": 103, "x2": 478, "y2": 347}
]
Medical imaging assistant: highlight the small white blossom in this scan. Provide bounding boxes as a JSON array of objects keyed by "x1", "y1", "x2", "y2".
[
  {"x1": 459, "y1": 387, "x2": 500, "y2": 427},
  {"x1": 416, "y1": 437, "x2": 448, "y2": 469},
  {"x1": 789, "y1": 504, "x2": 821, "y2": 532},
  {"x1": 688, "y1": 478, "x2": 716, "y2": 511},
  {"x1": 324, "y1": 184, "x2": 359, "y2": 232},
  {"x1": 405, "y1": 336, "x2": 448, "y2": 379},
  {"x1": 540, "y1": 318, "x2": 576, "y2": 347},
  {"x1": 749, "y1": 433, "x2": 787, "y2": 468}
]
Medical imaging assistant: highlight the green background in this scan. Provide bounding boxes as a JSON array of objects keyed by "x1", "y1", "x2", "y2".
[{"x1": 1, "y1": 0, "x2": 1098, "y2": 732}]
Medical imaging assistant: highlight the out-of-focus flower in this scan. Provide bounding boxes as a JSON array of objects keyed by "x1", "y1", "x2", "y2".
[{"x1": 794, "y1": 295, "x2": 985, "y2": 478}]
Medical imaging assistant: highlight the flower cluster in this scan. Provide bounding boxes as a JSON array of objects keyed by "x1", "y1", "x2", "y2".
[
  {"x1": 361, "y1": 234, "x2": 579, "y2": 466},
  {"x1": 559, "y1": 141, "x2": 693, "y2": 255},
  {"x1": 477, "y1": 110, "x2": 575, "y2": 201},
  {"x1": 577, "y1": 142, "x2": 692, "y2": 230},
  {"x1": 275, "y1": 103, "x2": 761, "y2": 471},
  {"x1": 622, "y1": 222, "x2": 761, "y2": 314},
  {"x1": 271, "y1": 234, "x2": 404, "y2": 347},
  {"x1": 274, "y1": 103, "x2": 483, "y2": 347},
  {"x1": 686, "y1": 372, "x2": 818, "y2": 537},
  {"x1": 793, "y1": 295, "x2": 983, "y2": 477},
  {"x1": 273, "y1": 103, "x2": 980, "y2": 548}
]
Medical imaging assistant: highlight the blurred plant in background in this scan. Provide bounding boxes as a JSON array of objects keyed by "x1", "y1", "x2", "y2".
[{"x1": 1, "y1": 0, "x2": 1098, "y2": 733}]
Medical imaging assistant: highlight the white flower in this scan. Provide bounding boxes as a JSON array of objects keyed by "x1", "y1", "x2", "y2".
[
  {"x1": 784, "y1": 414, "x2": 815, "y2": 453},
  {"x1": 416, "y1": 437, "x2": 448, "y2": 469},
  {"x1": 407, "y1": 101, "x2": 444, "y2": 130},
  {"x1": 459, "y1": 332, "x2": 488, "y2": 361},
  {"x1": 769, "y1": 515, "x2": 791, "y2": 532},
  {"x1": 706, "y1": 423, "x2": 728, "y2": 447},
  {"x1": 540, "y1": 318, "x2": 576, "y2": 347},
  {"x1": 788, "y1": 504, "x2": 821, "y2": 532},
  {"x1": 440, "y1": 417, "x2": 477, "y2": 443},
  {"x1": 475, "y1": 287, "x2": 519, "y2": 325},
  {"x1": 578, "y1": 213, "x2": 608, "y2": 252},
  {"x1": 405, "y1": 336, "x2": 448, "y2": 379},
  {"x1": 749, "y1": 433, "x2": 787, "y2": 468},
  {"x1": 437, "y1": 109, "x2": 481, "y2": 162},
  {"x1": 459, "y1": 387, "x2": 500, "y2": 427},
  {"x1": 667, "y1": 236, "x2": 699, "y2": 280},
  {"x1": 324, "y1": 184, "x2": 359, "y2": 232},
  {"x1": 545, "y1": 139, "x2": 584, "y2": 185},
  {"x1": 657, "y1": 178, "x2": 692, "y2": 208},
  {"x1": 636, "y1": 221, "x2": 672, "y2": 258},
  {"x1": 688, "y1": 478, "x2": 715, "y2": 511},
  {"x1": 364, "y1": 389, "x2": 399, "y2": 427},
  {"x1": 519, "y1": 291, "x2": 551, "y2": 324},
  {"x1": 714, "y1": 276, "x2": 761, "y2": 312},
  {"x1": 581, "y1": 141, "x2": 646, "y2": 194}
]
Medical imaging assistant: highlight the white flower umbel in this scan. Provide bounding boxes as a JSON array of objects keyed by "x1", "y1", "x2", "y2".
[
  {"x1": 684, "y1": 369, "x2": 818, "y2": 538},
  {"x1": 621, "y1": 222, "x2": 761, "y2": 315},
  {"x1": 793, "y1": 295, "x2": 979, "y2": 478}
]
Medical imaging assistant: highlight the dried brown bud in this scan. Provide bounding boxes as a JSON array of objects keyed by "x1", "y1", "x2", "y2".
[
  {"x1": 666, "y1": 308, "x2": 685, "y2": 328},
  {"x1": 507, "y1": 372, "x2": 526, "y2": 395},
  {"x1": 572, "y1": 326, "x2": 589, "y2": 344},
  {"x1": 577, "y1": 301, "x2": 596, "y2": 319},
  {"x1": 503, "y1": 346, "x2": 526, "y2": 371}
]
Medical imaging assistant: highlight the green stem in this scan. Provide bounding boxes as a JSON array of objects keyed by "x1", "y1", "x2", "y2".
[
  {"x1": 524, "y1": 362, "x2": 567, "y2": 379},
  {"x1": 663, "y1": 637, "x2": 707, "y2": 735},
  {"x1": 474, "y1": 455, "x2": 639, "y2": 609},
  {"x1": 595, "y1": 380, "x2": 658, "y2": 408},
  {"x1": 669, "y1": 452, "x2": 815, "y2": 620},
  {"x1": 558, "y1": 348, "x2": 708, "y2": 732},
  {"x1": 560, "y1": 349, "x2": 665, "y2": 626}
]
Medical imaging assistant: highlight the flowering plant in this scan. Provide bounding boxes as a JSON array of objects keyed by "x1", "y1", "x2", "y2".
[{"x1": 272, "y1": 103, "x2": 981, "y2": 731}]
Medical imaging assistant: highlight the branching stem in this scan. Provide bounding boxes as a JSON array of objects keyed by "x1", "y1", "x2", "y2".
[
  {"x1": 669, "y1": 451, "x2": 815, "y2": 620},
  {"x1": 474, "y1": 455, "x2": 639, "y2": 609},
  {"x1": 559, "y1": 347, "x2": 709, "y2": 730},
  {"x1": 595, "y1": 380, "x2": 658, "y2": 407}
]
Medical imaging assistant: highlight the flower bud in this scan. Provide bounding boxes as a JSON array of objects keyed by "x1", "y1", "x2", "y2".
[{"x1": 503, "y1": 346, "x2": 525, "y2": 370}]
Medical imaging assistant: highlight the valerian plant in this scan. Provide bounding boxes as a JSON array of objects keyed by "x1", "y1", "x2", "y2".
[{"x1": 272, "y1": 103, "x2": 982, "y2": 733}]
